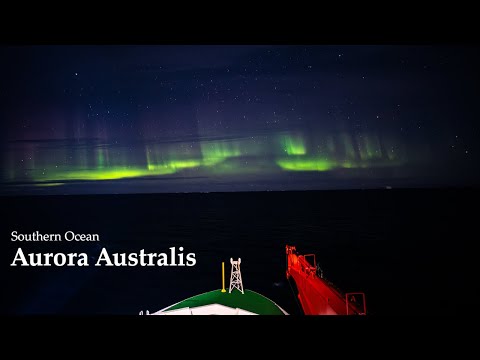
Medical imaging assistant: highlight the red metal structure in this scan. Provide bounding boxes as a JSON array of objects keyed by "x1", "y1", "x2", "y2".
[{"x1": 286, "y1": 245, "x2": 366, "y2": 315}]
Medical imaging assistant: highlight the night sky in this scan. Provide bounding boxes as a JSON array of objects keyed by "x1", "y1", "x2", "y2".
[{"x1": 1, "y1": 45, "x2": 479, "y2": 194}]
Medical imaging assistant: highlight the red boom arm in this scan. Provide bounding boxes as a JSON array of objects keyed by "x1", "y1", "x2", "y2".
[{"x1": 286, "y1": 245, "x2": 366, "y2": 315}]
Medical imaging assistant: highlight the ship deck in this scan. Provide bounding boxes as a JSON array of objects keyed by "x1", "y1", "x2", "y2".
[{"x1": 159, "y1": 289, "x2": 288, "y2": 315}]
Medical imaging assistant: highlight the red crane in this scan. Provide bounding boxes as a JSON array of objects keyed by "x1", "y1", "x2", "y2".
[{"x1": 286, "y1": 245, "x2": 366, "y2": 315}]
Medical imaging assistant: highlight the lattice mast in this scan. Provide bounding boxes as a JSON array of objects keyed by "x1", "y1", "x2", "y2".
[{"x1": 229, "y1": 257, "x2": 244, "y2": 294}]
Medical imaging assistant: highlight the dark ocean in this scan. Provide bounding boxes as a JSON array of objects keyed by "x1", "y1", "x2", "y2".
[{"x1": 2, "y1": 189, "x2": 478, "y2": 316}]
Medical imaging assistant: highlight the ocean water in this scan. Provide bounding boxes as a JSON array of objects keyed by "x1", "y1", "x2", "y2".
[{"x1": 2, "y1": 189, "x2": 478, "y2": 315}]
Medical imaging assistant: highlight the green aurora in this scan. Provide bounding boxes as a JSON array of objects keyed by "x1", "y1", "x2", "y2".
[{"x1": 3, "y1": 132, "x2": 407, "y2": 186}]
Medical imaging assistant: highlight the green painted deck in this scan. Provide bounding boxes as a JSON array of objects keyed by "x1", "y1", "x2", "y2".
[{"x1": 166, "y1": 289, "x2": 286, "y2": 315}]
